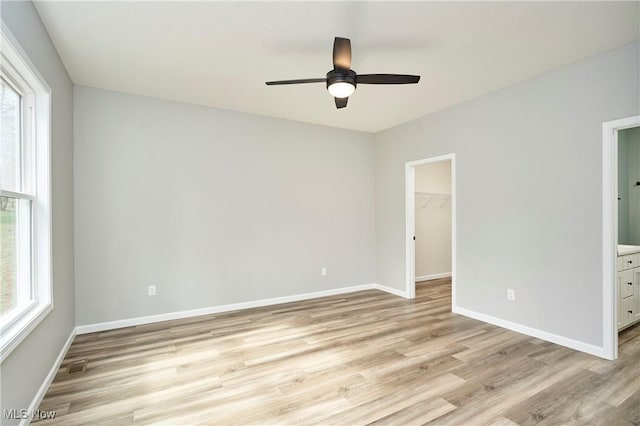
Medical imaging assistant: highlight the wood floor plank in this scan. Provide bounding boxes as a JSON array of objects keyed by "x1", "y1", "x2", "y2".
[
  {"x1": 486, "y1": 416, "x2": 520, "y2": 426},
  {"x1": 502, "y1": 369, "x2": 612, "y2": 425},
  {"x1": 594, "y1": 389, "x2": 640, "y2": 426},
  {"x1": 32, "y1": 279, "x2": 640, "y2": 425},
  {"x1": 366, "y1": 396, "x2": 457, "y2": 426},
  {"x1": 322, "y1": 373, "x2": 466, "y2": 425}
]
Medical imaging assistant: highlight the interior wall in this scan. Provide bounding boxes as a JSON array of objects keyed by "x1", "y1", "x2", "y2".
[
  {"x1": 414, "y1": 161, "x2": 452, "y2": 279},
  {"x1": 374, "y1": 42, "x2": 640, "y2": 348},
  {"x1": 0, "y1": 2, "x2": 75, "y2": 422},
  {"x1": 73, "y1": 86, "x2": 375, "y2": 326},
  {"x1": 618, "y1": 126, "x2": 640, "y2": 245}
]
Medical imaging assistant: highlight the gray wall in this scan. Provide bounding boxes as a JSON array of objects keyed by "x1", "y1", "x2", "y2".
[
  {"x1": 618, "y1": 126, "x2": 640, "y2": 245},
  {"x1": 73, "y1": 86, "x2": 375, "y2": 326},
  {"x1": 0, "y1": 1, "x2": 75, "y2": 422},
  {"x1": 374, "y1": 42, "x2": 639, "y2": 347}
]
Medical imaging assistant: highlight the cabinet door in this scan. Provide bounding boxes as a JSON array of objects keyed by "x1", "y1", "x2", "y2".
[
  {"x1": 621, "y1": 296, "x2": 635, "y2": 327},
  {"x1": 619, "y1": 269, "x2": 634, "y2": 299},
  {"x1": 635, "y1": 269, "x2": 640, "y2": 323},
  {"x1": 617, "y1": 274, "x2": 622, "y2": 329}
]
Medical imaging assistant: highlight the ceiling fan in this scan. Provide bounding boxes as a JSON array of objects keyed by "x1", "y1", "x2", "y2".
[{"x1": 265, "y1": 37, "x2": 420, "y2": 109}]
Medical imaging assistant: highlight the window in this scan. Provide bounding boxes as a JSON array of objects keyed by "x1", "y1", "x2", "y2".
[{"x1": 0, "y1": 26, "x2": 52, "y2": 362}]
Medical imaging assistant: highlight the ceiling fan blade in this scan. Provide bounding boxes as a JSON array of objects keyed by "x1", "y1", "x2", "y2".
[
  {"x1": 333, "y1": 37, "x2": 351, "y2": 70},
  {"x1": 357, "y1": 74, "x2": 420, "y2": 84},
  {"x1": 335, "y1": 97, "x2": 348, "y2": 109},
  {"x1": 265, "y1": 78, "x2": 326, "y2": 85}
]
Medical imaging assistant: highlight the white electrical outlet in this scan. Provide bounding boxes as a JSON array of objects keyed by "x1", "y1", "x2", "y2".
[
  {"x1": 321, "y1": 267, "x2": 327, "y2": 276},
  {"x1": 148, "y1": 285, "x2": 156, "y2": 296},
  {"x1": 507, "y1": 289, "x2": 515, "y2": 301}
]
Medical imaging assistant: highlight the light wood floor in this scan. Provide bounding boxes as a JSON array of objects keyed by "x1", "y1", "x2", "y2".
[{"x1": 35, "y1": 279, "x2": 640, "y2": 425}]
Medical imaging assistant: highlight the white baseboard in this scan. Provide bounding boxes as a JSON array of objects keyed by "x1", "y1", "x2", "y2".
[
  {"x1": 372, "y1": 283, "x2": 409, "y2": 298},
  {"x1": 452, "y1": 306, "x2": 605, "y2": 359},
  {"x1": 20, "y1": 328, "x2": 76, "y2": 426},
  {"x1": 416, "y1": 272, "x2": 452, "y2": 282},
  {"x1": 78, "y1": 283, "x2": 410, "y2": 334}
]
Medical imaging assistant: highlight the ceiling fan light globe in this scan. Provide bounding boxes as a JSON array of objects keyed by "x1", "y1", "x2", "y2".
[{"x1": 328, "y1": 82, "x2": 355, "y2": 98}]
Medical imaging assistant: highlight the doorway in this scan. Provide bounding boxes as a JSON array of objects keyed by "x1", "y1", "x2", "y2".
[
  {"x1": 602, "y1": 115, "x2": 640, "y2": 360},
  {"x1": 405, "y1": 154, "x2": 456, "y2": 307}
]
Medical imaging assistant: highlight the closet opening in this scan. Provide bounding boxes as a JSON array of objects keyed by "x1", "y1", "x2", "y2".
[{"x1": 405, "y1": 154, "x2": 456, "y2": 309}]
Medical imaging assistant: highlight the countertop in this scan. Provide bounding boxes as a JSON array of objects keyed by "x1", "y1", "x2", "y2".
[{"x1": 618, "y1": 244, "x2": 640, "y2": 256}]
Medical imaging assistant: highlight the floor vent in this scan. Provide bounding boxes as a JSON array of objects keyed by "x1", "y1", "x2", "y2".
[{"x1": 67, "y1": 359, "x2": 88, "y2": 374}]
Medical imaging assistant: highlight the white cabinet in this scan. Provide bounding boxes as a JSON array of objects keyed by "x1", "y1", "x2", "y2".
[{"x1": 617, "y1": 252, "x2": 640, "y2": 330}]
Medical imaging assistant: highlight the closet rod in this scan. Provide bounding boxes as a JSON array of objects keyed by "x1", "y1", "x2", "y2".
[{"x1": 415, "y1": 191, "x2": 451, "y2": 196}]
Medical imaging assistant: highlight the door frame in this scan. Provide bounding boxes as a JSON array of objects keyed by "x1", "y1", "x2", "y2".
[
  {"x1": 602, "y1": 115, "x2": 640, "y2": 360},
  {"x1": 405, "y1": 153, "x2": 456, "y2": 305}
]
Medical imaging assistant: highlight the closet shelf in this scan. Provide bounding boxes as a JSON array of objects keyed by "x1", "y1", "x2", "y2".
[
  {"x1": 415, "y1": 191, "x2": 451, "y2": 196},
  {"x1": 415, "y1": 192, "x2": 451, "y2": 208}
]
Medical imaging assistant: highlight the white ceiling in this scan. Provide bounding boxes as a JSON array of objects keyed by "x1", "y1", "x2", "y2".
[{"x1": 34, "y1": 1, "x2": 639, "y2": 133}]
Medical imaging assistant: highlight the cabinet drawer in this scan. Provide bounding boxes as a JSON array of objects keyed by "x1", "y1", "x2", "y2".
[
  {"x1": 621, "y1": 296, "x2": 635, "y2": 327},
  {"x1": 619, "y1": 269, "x2": 635, "y2": 299},
  {"x1": 619, "y1": 253, "x2": 640, "y2": 270}
]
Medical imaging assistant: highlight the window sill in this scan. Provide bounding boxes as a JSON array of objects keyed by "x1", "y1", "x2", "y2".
[{"x1": 0, "y1": 301, "x2": 53, "y2": 363}]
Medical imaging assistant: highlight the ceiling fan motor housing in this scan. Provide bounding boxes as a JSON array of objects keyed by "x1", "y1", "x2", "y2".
[{"x1": 326, "y1": 69, "x2": 357, "y2": 90}]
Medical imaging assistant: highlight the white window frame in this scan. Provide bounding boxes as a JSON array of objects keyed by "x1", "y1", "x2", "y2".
[{"x1": 0, "y1": 23, "x2": 52, "y2": 363}]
